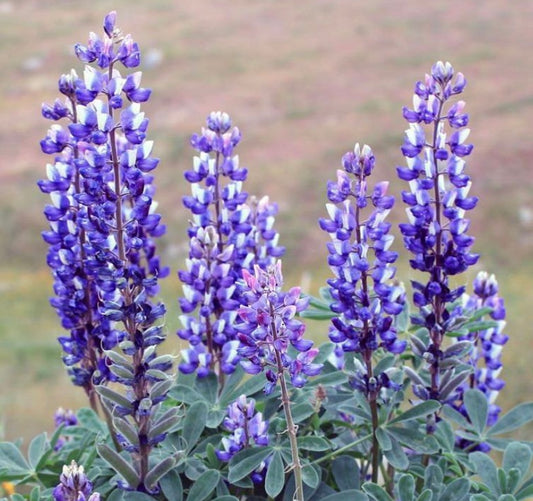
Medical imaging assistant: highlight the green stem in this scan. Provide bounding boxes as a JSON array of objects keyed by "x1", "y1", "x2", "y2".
[
  {"x1": 270, "y1": 300, "x2": 303, "y2": 501},
  {"x1": 275, "y1": 352, "x2": 303, "y2": 501}
]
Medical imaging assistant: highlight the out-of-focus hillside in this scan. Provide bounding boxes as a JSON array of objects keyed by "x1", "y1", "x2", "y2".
[{"x1": 0, "y1": 0, "x2": 532, "y2": 442}]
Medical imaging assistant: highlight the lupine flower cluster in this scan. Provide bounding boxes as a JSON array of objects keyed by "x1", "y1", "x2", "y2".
[
  {"x1": 34, "y1": 24, "x2": 528, "y2": 499},
  {"x1": 53, "y1": 461, "x2": 100, "y2": 501},
  {"x1": 455, "y1": 271, "x2": 508, "y2": 428},
  {"x1": 217, "y1": 395, "x2": 271, "y2": 485},
  {"x1": 40, "y1": 12, "x2": 176, "y2": 493},
  {"x1": 319, "y1": 143, "x2": 406, "y2": 395},
  {"x1": 177, "y1": 112, "x2": 284, "y2": 378},
  {"x1": 39, "y1": 11, "x2": 168, "y2": 401},
  {"x1": 397, "y1": 61, "x2": 479, "y2": 404},
  {"x1": 54, "y1": 407, "x2": 78, "y2": 451},
  {"x1": 216, "y1": 394, "x2": 269, "y2": 470},
  {"x1": 237, "y1": 261, "x2": 322, "y2": 394}
]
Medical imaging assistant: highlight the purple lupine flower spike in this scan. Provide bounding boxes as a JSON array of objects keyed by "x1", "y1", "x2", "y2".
[
  {"x1": 398, "y1": 61, "x2": 479, "y2": 408},
  {"x1": 452, "y1": 271, "x2": 508, "y2": 449},
  {"x1": 53, "y1": 461, "x2": 100, "y2": 501},
  {"x1": 178, "y1": 112, "x2": 284, "y2": 379},
  {"x1": 41, "y1": 12, "x2": 174, "y2": 492},
  {"x1": 320, "y1": 143, "x2": 406, "y2": 395},
  {"x1": 216, "y1": 394, "x2": 269, "y2": 462},
  {"x1": 236, "y1": 261, "x2": 322, "y2": 394},
  {"x1": 39, "y1": 11, "x2": 168, "y2": 398}
]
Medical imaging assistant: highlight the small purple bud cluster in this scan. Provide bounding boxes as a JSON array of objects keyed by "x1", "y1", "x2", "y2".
[
  {"x1": 237, "y1": 261, "x2": 322, "y2": 394},
  {"x1": 216, "y1": 394, "x2": 269, "y2": 462},
  {"x1": 398, "y1": 61, "x2": 479, "y2": 403},
  {"x1": 456, "y1": 271, "x2": 508, "y2": 427},
  {"x1": 39, "y1": 12, "x2": 168, "y2": 395},
  {"x1": 53, "y1": 461, "x2": 100, "y2": 501},
  {"x1": 54, "y1": 407, "x2": 78, "y2": 451},
  {"x1": 319, "y1": 143, "x2": 406, "y2": 394},
  {"x1": 178, "y1": 112, "x2": 284, "y2": 377}
]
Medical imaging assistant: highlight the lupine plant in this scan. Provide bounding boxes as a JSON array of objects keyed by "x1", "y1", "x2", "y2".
[{"x1": 1, "y1": 12, "x2": 533, "y2": 501}]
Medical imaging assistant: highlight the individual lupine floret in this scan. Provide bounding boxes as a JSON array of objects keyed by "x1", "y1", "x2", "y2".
[
  {"x1": 177, "y1": 112, "x2": 284, "y2": 379},
  {"x1": 236, "y1": 261, "x2": 321, "y2": 500},
  {"x1": 397, "y1": 61, "x2": 479, "y2": 409},
  {"x1": 453, "y1": 271, "x2": 508, "y2": 433},
  {"x1": 40, "y1": 12, "x2": 175, "y2": 494},
  {"x1": 216, "y1": 394, "x2": 269, "y2": 461},
  {"x1": 53, "y1": 461, "x2": 100, "y2": 501}
]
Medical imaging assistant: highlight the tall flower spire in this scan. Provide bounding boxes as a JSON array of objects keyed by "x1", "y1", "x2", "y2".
[
  {"x1": 320, "y1": 142, "x2": 405, "y2": 482},
  {"x1": 177, "y1": 112, "x2": 284, "y2": 379},
  {"x1": 40, "y1": 12, "x2": 175, "y2": 493},
  {"x1": 39, "y1": 10, "x2": 167, "y2": 397},
  {"x1": 398, "y1": 61, "x2": 479, "y2": 413}
]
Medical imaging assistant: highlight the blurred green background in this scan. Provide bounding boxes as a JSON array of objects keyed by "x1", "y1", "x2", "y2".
[{"x1": 1, "y1": 0, "x2": 532, "y2": 444}]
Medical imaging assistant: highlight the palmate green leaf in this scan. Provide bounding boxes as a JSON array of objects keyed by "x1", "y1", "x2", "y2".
[
  {"x1": 119, "y1": 493, "x2": 155, "y2": 500},
  {"x1": 362, "y1": 482, "x2": 394, "y2": 501},
  {"x1": 385, "y1": 426, "x2": 439, "y2": 454},
  {"x1": 76, "y1": 408, "x2": 108, "y2": 435},
  {"x1": 516, "y1": 479, "x2": 533, "y2": 500},
  {"x1": 96, "y1": 443, "x2": 139, "y2": 489},
  {"x1": 383, "y1": 436, "x2": 409, "y2": 470},
  {"x1": 218, "y1": 364, "x2": 245, "y2": 402},
  {"x1": 187, "y1": 469, "x2": 220, "y2": 501},
  {"x1": 169, "y1": 384, "x2": 205, "y2": 405},
  {"x1": 434, "y1": 420, "x2": 456, "y2": 453},
  {"x1": 507, "y1": 468, "x2": 522, "y2": 494},
  {"x1": 397, "y1": 474, "x2": 415, "y2": 501},
  {"x1": 212, "y1": 497, "x2": 239, "y2": 501},
  {"x1": 332, "y1": 456, "x2": 360, "y2": 491},
  {"x1": 416, "y1": 491, "x2": 433, "y2": 501},
  {"x1": 388, "y1": 400, "x2": 441, "y2": 425},
  {"x1": 497, "y1": 495, "x2": 517, "y2": 501},
  {"x1": 29, "y1": 486, "x2": 41, "y2": 501},
  {"x1": 439, "y1": 477, "x2": 470, "y2": 501},
  {"x1": 306, "y1": 370, "x2": 348, "y2": 387},
  {"x1": 503, "y1": 442, "x2": 532, "y2": 481},
  {"x1": 194, "y1": 373, "x2": 218, "y2": 405},
  {"x1": 28, "y1": 432, "x2": 50, "y2": 471},
  {"x1": 488, "y1": 402, "x2": 533, "y2": 436},
  {"x1": 265, "y1": 450, "x2": 284, "y2": 498},
  {"x1": 297, "y1": 436, "x2": 331, "y2": 452},
  {"x1": 470, "y1": 451, "x2": 500, "y2": 495},
  {"x1": 321, "y1": 490, "x2": 369, "y2": 501},
  {"x1": 441, "y1": 403, "x2": 471, "y2": 429},
  {"x1": 0, "y1": 442, "x2": 31, "y2": 480},
  {"x1": 291, "y1": 401, "x2": 316, "y2": 423},
  {"x1": 463, "y1": 389, "x2": 489, "y2": 434},
  {"x1": 227, "y1": 446, "x2": 272, "y2": 483},
  {"x1": 302, "y1": 462, "x2": 320, "y2": 489},
  {"x1": 182, "y1": 401, "x2": 208, "y2": 453},
  {"x1": 376, "y1": 427, "x2": 392, "y2": 451},
  {"x1": 219, "y1": 372, "x2": 267, "y2": 407},
  {"x1": 159, "y1": 469, "x2": 183, "y2": 501}
]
